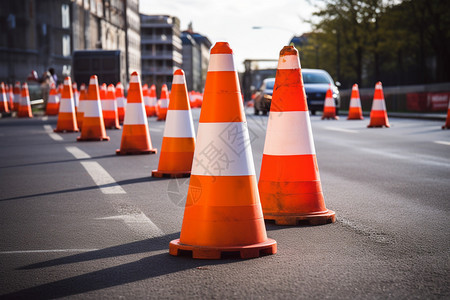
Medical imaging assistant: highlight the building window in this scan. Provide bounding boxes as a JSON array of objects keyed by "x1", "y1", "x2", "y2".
[
  {"x1": 61, "y1": 4, "x2": 70, "y2": 28},
  {"x1": 62, "y1": 35, "x2": 71, "y2": 56}
]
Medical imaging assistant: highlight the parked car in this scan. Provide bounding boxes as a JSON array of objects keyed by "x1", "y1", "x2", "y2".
[{"x1": 253, "y1": 69, "x2": 340, "y2": 115}]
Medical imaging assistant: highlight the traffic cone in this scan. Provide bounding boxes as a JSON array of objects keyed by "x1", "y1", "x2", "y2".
[
  {"x1": 258, "y1": 46, "x2": 335, "y2": 226},
  {"x1": 76, "y1": 83, "x2": 86, "y2": 128},
  {"x1": 116, "y1": 72, "x2": 157, "y2": 155},
  {"x1": 72, "y1": 82, "x2": 79, "y2": 112},
  {"x1": 8, "y1": 84, "x2": 14, "y2": 111},
  {"x1": 148, "y1": 84, "x2": 157, "y2": 116},
  {"x1": 102, "y1": 84, "x2": 121, "y2": 129},
  {"x1": 17, "y1": 83, "x2": 33, "y2": 118},
  {"x1": 347, "y1": 84, "x2": 364, "y2": 120},
  {"x1": 169, "y1": 42, "x2": 277, "y2": 259},
  {"x1": 54, "y1": 77, "x2": 79, "y2": 132},
  {"x1": 46, "y1": 83, "x2": 60, "y2": 115},
  {"x1": 368, "y1": 81, "x2": 390, "y2": 128},
  {"x1": 0, "y1": 82, "x2": 10, "y2": 113},
  {"x1": 442, "y1": 99, "x2": 450, "y2": 129},
  {"x1": 116, "y1": 82, "x2": 126, "y2": 123},
  {"x1": 13, "y1": 81, "x2": 21, "y2": 111},
  {"x1": 152, "y1": 69, "x2": 195, "y2": 178},
  {"x1": 142, "y1": 84, "x2": 151, "y2": 117},
  {"x1": 77, "y1": 75, "x2": 110, "y2": 141},
  {"x1": 321, "y1": 85, "x2": 339, "y2": 120},
  {"x1": 156, "y1": 84, "x2": 169, "y2": 121}
]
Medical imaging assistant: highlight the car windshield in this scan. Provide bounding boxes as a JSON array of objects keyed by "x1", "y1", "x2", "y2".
[
  {"x1": 302, "y1": 72, "x2": 331, "y2": 84},
  {"x1": 265, "y1": 80, "x2": 275, "y2": 90}
]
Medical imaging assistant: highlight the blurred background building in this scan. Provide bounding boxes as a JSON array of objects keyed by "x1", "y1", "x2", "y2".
[{"x1": 0, "y1": 0, "x2": 141, "y2": 85}]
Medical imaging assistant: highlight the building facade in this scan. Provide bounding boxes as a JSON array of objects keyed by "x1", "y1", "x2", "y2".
[
  {"x1": 0, "y1": 0, "x2": 140, "y2": 85},
  {"x1": 140, "y1": 14, "x2": 182, "y2": 93}
]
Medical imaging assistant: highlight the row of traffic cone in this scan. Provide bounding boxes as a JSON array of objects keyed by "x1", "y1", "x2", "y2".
[
  {"x1": 0, "y1": 82, "x2": 33, "y2": 117},
  {"x1": 321, "y1": 82, "x2": 390, "y2": 127}
]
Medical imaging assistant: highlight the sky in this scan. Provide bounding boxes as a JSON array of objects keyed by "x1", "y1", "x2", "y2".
[{"x1": 139, "y1": 0, "x2": 316, "y2": 72}]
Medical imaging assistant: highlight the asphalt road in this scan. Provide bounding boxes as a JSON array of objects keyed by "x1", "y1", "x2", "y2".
[{"x1": 0, "y1": 108, "x2": 449, "y2": 299}]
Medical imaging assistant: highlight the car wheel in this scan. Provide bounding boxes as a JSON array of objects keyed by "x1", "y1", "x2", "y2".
[{"x1": 254, "y1": 108, "x2": 259, "y2": 115}]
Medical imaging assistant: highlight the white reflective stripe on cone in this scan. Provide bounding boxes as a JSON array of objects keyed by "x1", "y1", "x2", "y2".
[
  {"x1": 21, "y1": 96, "x2": 31, "y2": 106},
  {"x1": 78, "y1": 100, "x2": 87, "y2": 113},
  {"x1": 159, "y1": 99, "x2": 168, "y2": 108},
  {"x1": 150, "y1": 97, "x2": 157, "y2": 106},
  {"x1": 123, "y1": 103, "x2": 147, "y2": 125},
  {"x1": 163, "y1": 110, "x2": 195, "y2": 138},
  {"x1": 101, "y1": 100, "x2": 117, "y2": 111},
  {"x1": 117, "y1": 97, "x2": 125, "y2": 107},
  {"x1": 48, "y1": 95, "x2": 59, "y2": 104},
  {"x1": 350, "y1": 99, "x2": 361, "y2": 108},
  {"x1": 83, "y1": 100, "x2": 102, "y2": 117},
  {"x1": 324, "y1": 97, "x2": 335, "y2": 107},
  {"x1": 144, "y1": 96, "x2": 151, "y2": 106},
  {"x1": 277, "y1": 55, "x2": 301, "y2": 70},
  {"x1": 192, "y1": 122, "x2": 256, "y2": 176},
  {"x1": 371, "y1": 99, "x2": 387, "y2": 111},
  {"x1": 208, "y1": 54, "x2": 236, "y2": 72},
  {"x1": 14, "y1": 94, "x2": 20, "y2": 103},
  {"x1": 263, "y1": 111, "x2": 316, "y2": 156},
  {"x1": 59, "y1": 98, "x2": 75, "y2": 113},
  {"x1": 172, "y1": 75, "x2": 185, "y2": 84}
]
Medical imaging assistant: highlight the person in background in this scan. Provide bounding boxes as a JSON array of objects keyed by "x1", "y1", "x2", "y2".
[
  {"x1": 48, "y1": 68, "x2": 57, "y2": 84},
  {"x1": 40, "y1": 71, "x2": 55, "y2": 105}
]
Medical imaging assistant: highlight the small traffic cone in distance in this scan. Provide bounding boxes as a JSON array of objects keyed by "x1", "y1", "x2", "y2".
[
  {"x1": 442, "y1": 99, "x2": 450, "y2": 129},
  {"x1": 322, "y1": 85, "x2": 339, "y2": 120},
  {"x1": 8, "y1": 84, "x2": 14, "y2": 111},
  {"x1": 258, "y1": 46, "x2": 335, "y2": 226},
  {"x1": 169, "y1": 42, "x2": 276, "y2": 259},
  {"x1": 13, "y1": 81, "x2": 21, "y2": 111},
  {"x1": 77, "y1": 83, "x2": 86, "y2": 128},
  {"x1": 152, "y1": 69, "x2": 195, "y2": 178},
  {"x1": 149, "y1": 84, "x2": 157, "y2": 116},
  {"x1": 142, "y1": 84, "x2": 152, "y2": 117},
  {"x1": 102, "y1": 84, "x2": 121, "y2": 129},
  {"x1": 17, "y1": 83, "x2": 33, "y2": 118},
  {"x1": 116, "y1": 72, "x2": 157, "y2": 155},
  {"x1": 347, "y1": 84, "x2": 364, "y2": 120},
  {"x1": 116, "y1": 82, "x2": 126, "y2": 124},
  {"x1": 156, "y1": 84, "x2": 169, "y2": 121},
  {"x1": 54, "y1": 77, "x2": 79, "y2": 132},
  {"x1": 46, "y1": 83, "x2": 60, "y2": 115},
  {"x1": 72, "y1": 82, "x2": 79, "y2": 112},
  {"x1": 77, "y1": 75, "x2": 110, "y2": 141},
  {"x1": 0, "y1": 82, "x2": 10, "y2": 113},
  {"x1": 368, "y1": 81, "x2": 390, "y2": 128}
]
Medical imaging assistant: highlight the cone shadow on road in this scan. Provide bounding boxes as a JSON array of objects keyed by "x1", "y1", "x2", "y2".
[
  {"x1": 0, "y1": 176, "x2": 173, "y2": 202},
  {"x1": 0, "y1": 154, "x2": 118, "y2": 169},
  {"x1": 7, "y1": 234, "x2": 238, "y2": 299}
]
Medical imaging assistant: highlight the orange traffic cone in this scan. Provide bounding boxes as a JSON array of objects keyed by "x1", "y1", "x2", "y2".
[
  {"x1": 76, "y1": 83, "x2": 86, "y2": 128},
  {"x1": 102, "y1": 84, "x2": 121, "y2": 129},
  {"x1": 442, "y1": 99, "x2": 450, "y2": 129},
  {"x1": 54, "y1": 77, "x2": 79, "y2": 132},
  {"x1": 368, "y1": 81, "x2": 390, "y2": 128},
  {"x1": 8, "y1": 84, "x2": 14, "y2": 111},
  {"x1": 152, "y1": 69, "x2": 195, "y2": 178},
  {"x1": 46, "y1": 83, "x2": 60, "y2": 115},
  {"x1": 13, "y1": 81, "x2": 21, "y2": 111},
  {"x1": 0, "y1": 82, "x2": 10, "y2": 113},
  {"x1": 116, "y1": 82, "x2": 126, "y2": 124},
  {"x1": 347, "y1": 84, "x2": 364, "y2": 120},
  {"x1": 116, "y1": 72, "x2": 157, "y2": 155},
  {"x1": 72, "y1": 82, "x2": 79, "y2": 112},
  {"x1": 142, "y1": 84, "x2": 151, "y2": 117},
  {"x1": 17, "y1": 83, "x2": 33, "y2": 118},
  {"x1": 77, "y1": 75, "x2": 110, "y2": 141},
  {"x1": 148, "y1": 84, "x2": 157, "y2": 116},
  {"x1": 169, "y1": 42, "x2": 277, "y2": 259},
  {"x1": 322, "y1": 85, "x2": 339, "y2": 120},
  {"x1": 258, "y1": 46, "x2": 335, "y2": 226},
  {"x1": 156, "y1": 84, "x2": 169, "y2": 121}
]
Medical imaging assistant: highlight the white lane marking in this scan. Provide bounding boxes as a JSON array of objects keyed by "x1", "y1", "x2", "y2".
[
  {"x1": 435, "y1": 140, "x2": 450, "y2": 146},
  {"x1": 42, "y1": 116, "x2": 48, "y2": 121},
  {"x1": 65, "y1": 146, "x2": 91, "y2": 159},
  {"x1": 324, "y1": 126, "x2": 359, "y2": 134},
  {"x1": 80, "y1": 161, "x2": 126, "y2": 194},
  {"x1": 43, "y1": 125, "x2": 63, "y2": 141},
  {"x1": 97, "y1": 212, "x2": 164, "y2": 237},
  {"x1": 0, "y1": 249, "x2": 98, "y2": 254}
]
